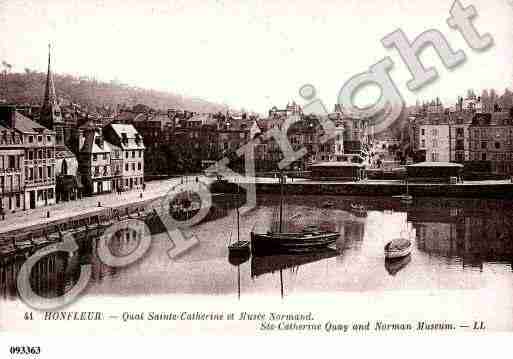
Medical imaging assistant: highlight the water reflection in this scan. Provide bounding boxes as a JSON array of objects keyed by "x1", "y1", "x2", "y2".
[
  {"x1": 0, "y1": 196, "x2": 513, "y2": 302},
  {"x1": 385, "y1": 255, "x2": 412, "y2": 276},
  {"x1": 409, "y1": 198, "x2": 513, "y2": 270}
]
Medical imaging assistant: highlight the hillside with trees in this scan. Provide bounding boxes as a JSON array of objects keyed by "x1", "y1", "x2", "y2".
[{"x1": 0, "y1": 69, "x2": 227, "y2": 113}]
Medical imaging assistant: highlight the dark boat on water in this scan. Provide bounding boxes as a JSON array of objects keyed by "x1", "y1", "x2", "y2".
[
  {"x1": 251, "y1": 174, "x2": 339, "y2": 256},
  {"x1": 251, "y1": 229, "x2": 339, "y2": 256}
]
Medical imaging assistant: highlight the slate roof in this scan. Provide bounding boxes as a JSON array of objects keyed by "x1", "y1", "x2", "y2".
[{"x1": 13, "y1": 112, "x2": 52, "y2": 133}]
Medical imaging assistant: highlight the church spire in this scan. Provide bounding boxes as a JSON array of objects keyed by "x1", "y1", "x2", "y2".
[
  {"x1": 41, "y1": 42, "x2": 64, "y2": 143},
  {"x1": 43, "y1": 43, "x2": 57, "y2": 109}
]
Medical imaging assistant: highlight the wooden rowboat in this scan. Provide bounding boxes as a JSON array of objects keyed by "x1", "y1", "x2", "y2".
[{"x1": 384, "y1": 238, "x2": 412, "y2": 259}]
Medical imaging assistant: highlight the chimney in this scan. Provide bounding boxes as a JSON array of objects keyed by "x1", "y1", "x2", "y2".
[{"x1": 0, "y1": 105, "x2": 17, "y2": 129}]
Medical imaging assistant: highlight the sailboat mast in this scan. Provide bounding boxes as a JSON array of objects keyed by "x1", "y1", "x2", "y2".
[
  {"x1": 279, "y1": 173, "x2": 284, "y2": 233},
  {"x1": 237, "y1": 183, "x2": 240, "y2": 242}
]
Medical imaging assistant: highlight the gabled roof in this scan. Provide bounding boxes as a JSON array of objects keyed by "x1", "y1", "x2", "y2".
[
  {"x1": 80, "y1": 131, "x2": 111, "y2": 154},
  {"x1": 107, "y1": 123, "x2": 145, "y2": 150},
  {"x1": 13, "y1": 112, "x2": 52, "y2": 133}
]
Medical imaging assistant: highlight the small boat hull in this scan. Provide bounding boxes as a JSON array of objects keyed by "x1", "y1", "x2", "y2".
[
  {"x1": 384, "y1": 238, "x2": 412, "y2": 259},
  {"x1": 228, "y1": 240, "x2": 251, "y2": 254},
  {"x1": 251, "y1": 231, "x2": 339, "y2": 256}
]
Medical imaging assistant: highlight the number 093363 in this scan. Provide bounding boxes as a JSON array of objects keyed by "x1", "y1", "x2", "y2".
[{"x1": 9, "y1": 346, "x2": 41, "y2": 355}]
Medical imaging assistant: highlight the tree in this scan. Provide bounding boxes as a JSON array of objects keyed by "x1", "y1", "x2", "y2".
[
  {"x1": 490, "y1": 89, "x2": 498, "y2": 108},
  {"x1": 501, "y1": 88, "x2": 513, "y2": 110}
]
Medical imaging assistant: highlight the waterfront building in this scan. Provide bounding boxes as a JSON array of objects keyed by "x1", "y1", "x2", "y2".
[
  {"x1": 0, "y1": 112, "x2": 25, "y2": 213},
  {"x1": 0, "y1": 105, "x2": 56, "y2": 209},
  {"x1": 333, "y1": 104, "x2": 373, "y2": 163},
  {"x1": 448, "y1": 112, "x2": 473, "y2": 163},
  {"x1": 116, "y1": 109, "x2": 174, "y2": 175},
  {"x1": 468, "y1": 111, "x2": 513, "y2": 176},
  {"x1": 418, "y1": 114, "x2": 450, "y2": 162},
  {"x1": 78, "y1": 127, "x2": 112, "y2": 195},
  {"x1": 109, "y1": 142, "x2": 123, "y2": 192},
  {"x1": 103, "y1": 123, "x2": 145, "y2": 191}
]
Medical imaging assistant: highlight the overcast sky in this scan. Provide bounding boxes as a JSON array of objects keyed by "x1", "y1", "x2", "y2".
[{"x1": 0, "y1": 0, "x2": 512, "y2": 113}]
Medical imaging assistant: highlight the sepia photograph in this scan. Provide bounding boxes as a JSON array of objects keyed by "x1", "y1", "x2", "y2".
[{"x1": 0, "y1": 0, "x2": 512, "y2": 355}]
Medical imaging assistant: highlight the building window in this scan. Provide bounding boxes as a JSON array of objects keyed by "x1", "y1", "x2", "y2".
[
  {"x1": 132, "y1": 163, "x2": 135, "y2": 171},
  {"x1": 28, "y1": 151, "x2": 33, "y2": 160},
  {"x1": 421, "y1": 139, "x2": 426, "y2": 148},
  {"x1": 125, "y1": 163, "x2": 128, "y2": 171},
  {"x1": 456, "y1": 128, "x2": 464, "y2": 137},
  {"x1": 8, "y1": 156, "x2": 15, "y2": 169},
  {"x1": 456, "y1": 140, "x2": 464, "y2": 150},
  {"x1": 132, "y1": 150, "x2": 135, "y2": 158},
  {"x1": 125, "y1": 152, "x2": 129, "y2": 159},
  {"x1": 103, "y1": 166, "x2": 108, "y2": 176},
  {"x1": 481, "y1": 153, "x2": 487, "y2": 161},
  {"x1": 481, "y1": 141, "x2": 487, "y2": 149},
  {"x1": 495, "y1": 142, "x2": 500, "y2": 149},
  {"x1": 421, "y1": 129, "x2": 425, "y2": 135},
  {"x1": 47, "y1": 166, "x2": 51, "y2": 178},
  {"x1": 93, "y1": 154, "x2": 97, "y2": 162},
  {"x1": 48, "y1": 188, "x2": 54, "y2": 199},
  {"x1": 47, "y1": 135, "x2": 51, "y2": 142},
  {"x1": 138, "y1": 162, "x2": 141, "y2": 170},
  {"x1": 37, "y1": 136, "x2": 42, "y2": 142},
  {"x1": 38, "y1": 167, "x2": 43, "y2": 179},
  {"x1": 139, "y1": 150, "x2": 142, "y2": 158}
]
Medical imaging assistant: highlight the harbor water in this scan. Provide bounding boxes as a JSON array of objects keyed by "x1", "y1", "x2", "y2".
[{"x1": 1, "y1": 194, "x2": 513, "y2": 329}]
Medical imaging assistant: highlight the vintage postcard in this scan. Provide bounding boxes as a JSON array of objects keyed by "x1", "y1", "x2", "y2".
[{"x1": 0, "y1": 0, "x2": 512, "y2": 355}]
